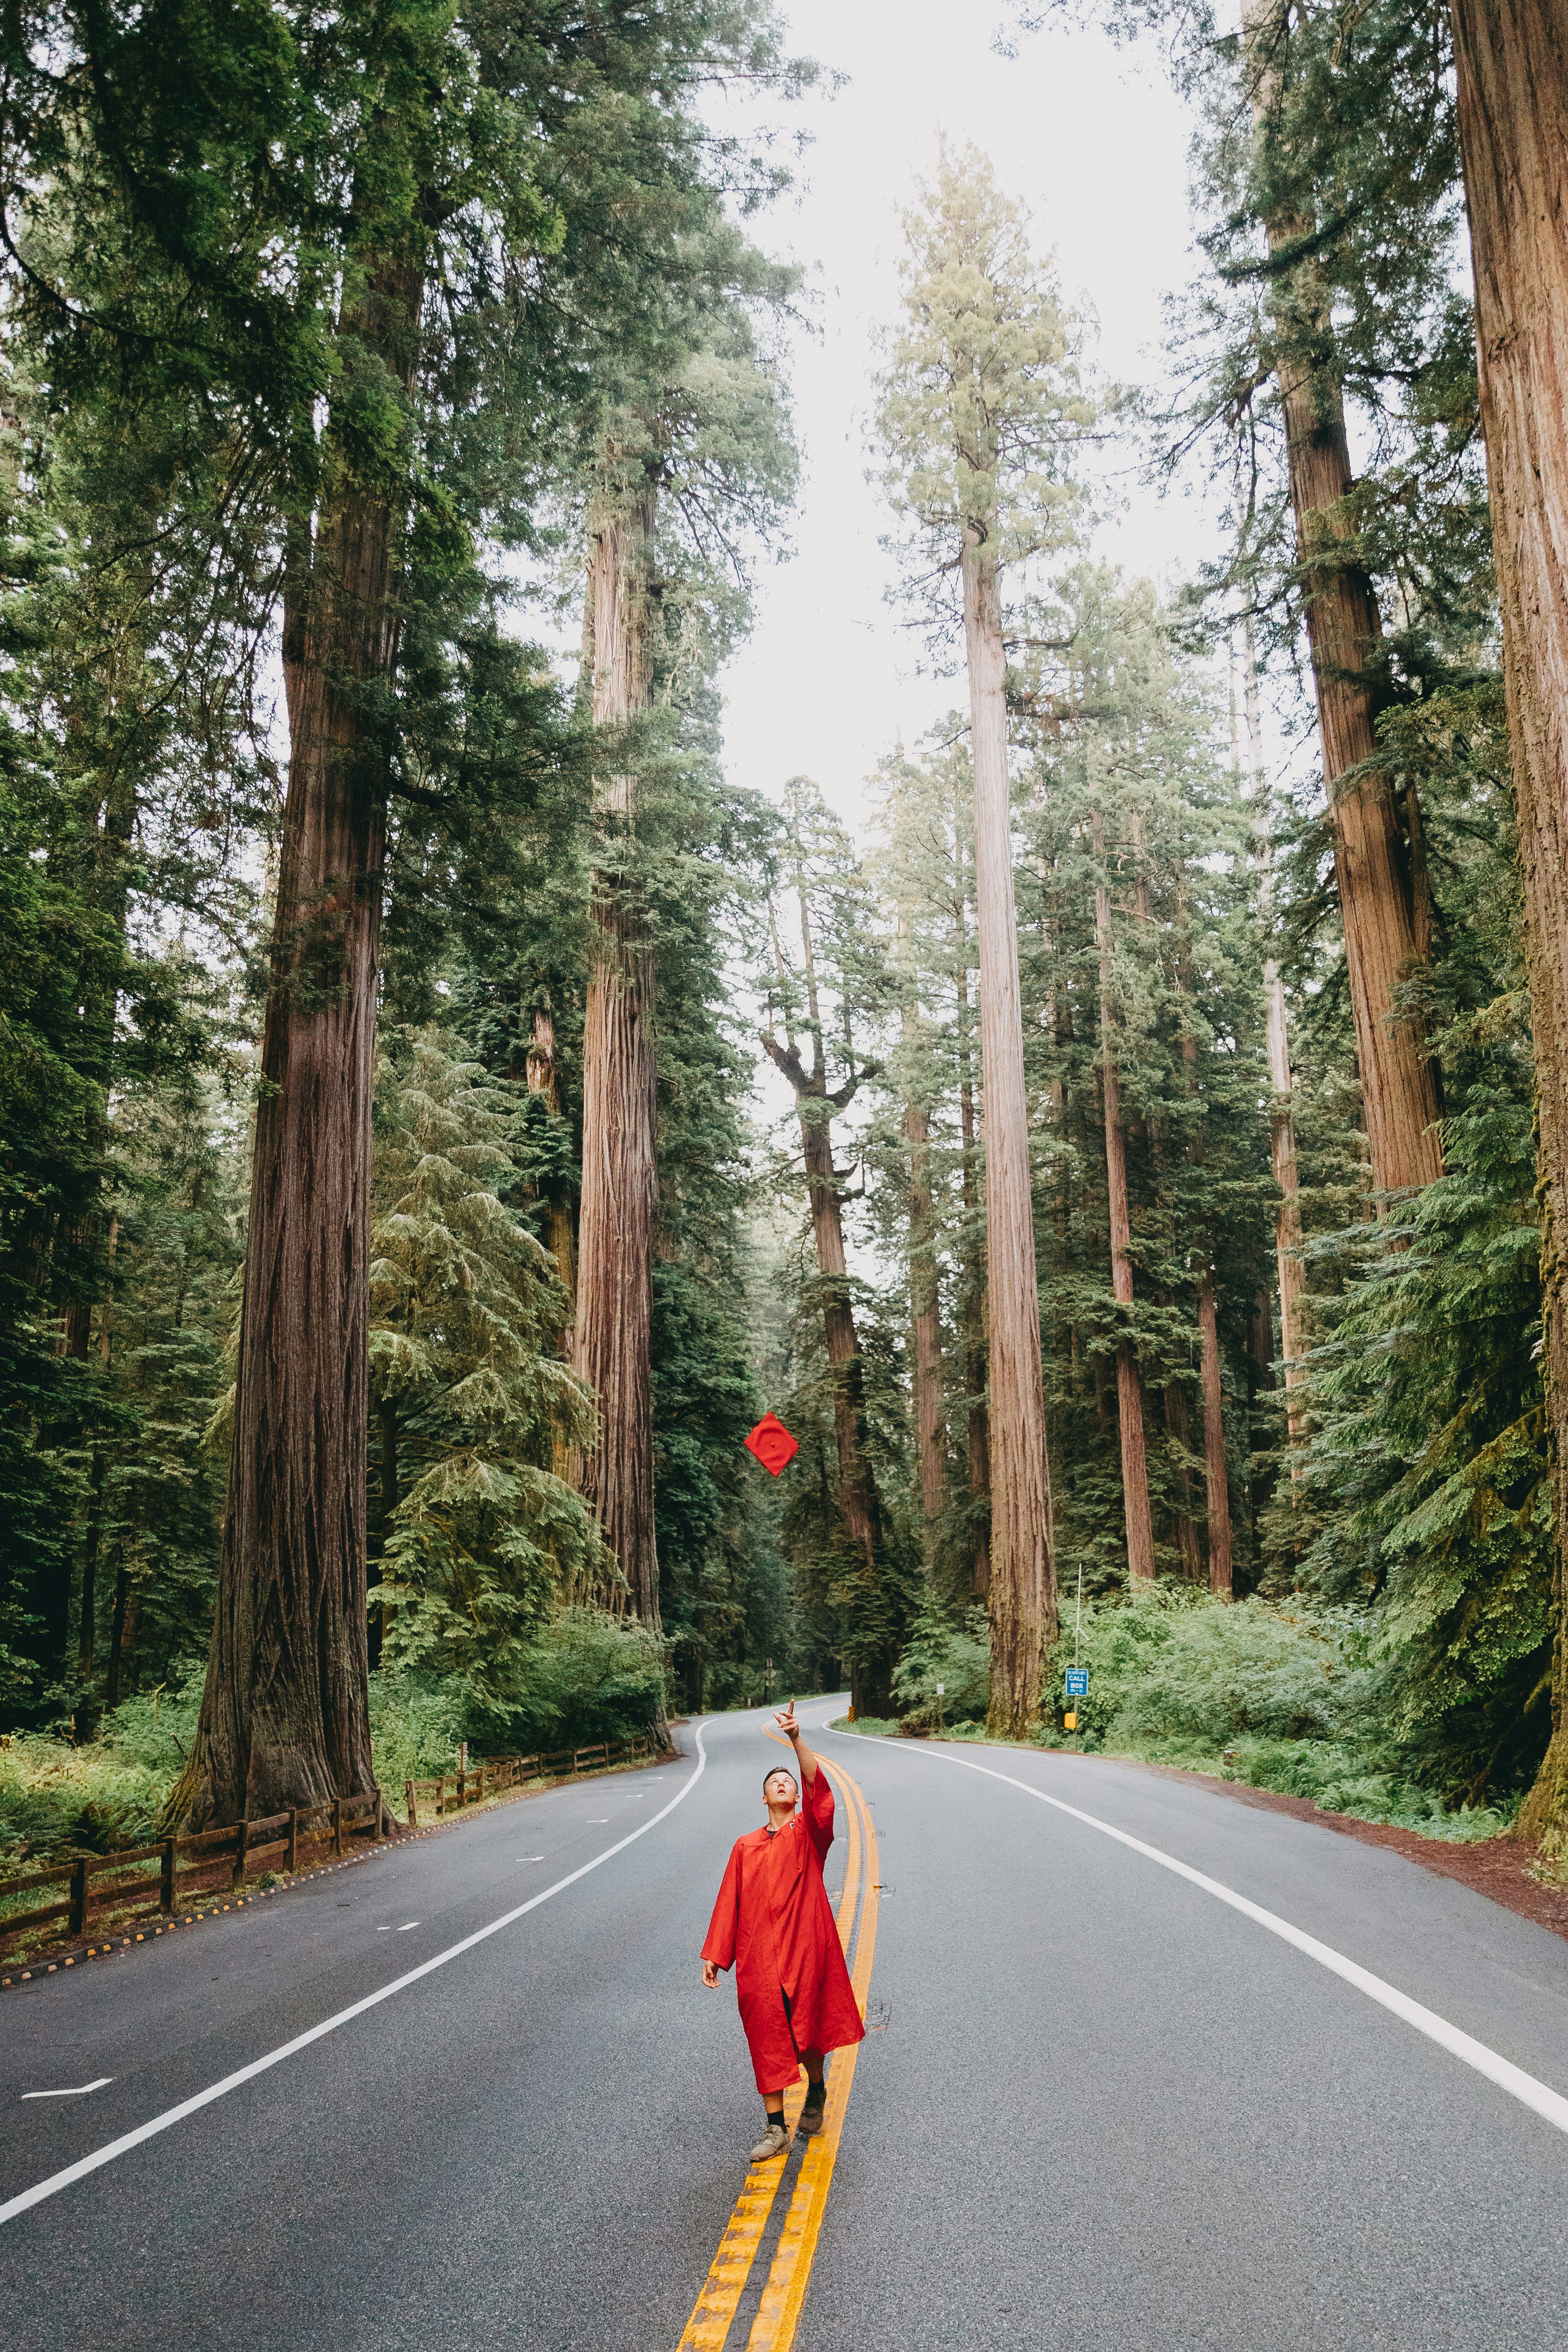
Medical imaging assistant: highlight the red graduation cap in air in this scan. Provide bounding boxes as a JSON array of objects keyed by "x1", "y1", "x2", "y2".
[{"x1": 744, "y1": 1411, "x2": 799, "y2": 1477}]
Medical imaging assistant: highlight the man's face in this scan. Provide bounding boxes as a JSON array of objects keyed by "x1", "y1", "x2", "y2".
[{"x1": 765, "y1": 1771, "x2": 797, "y2": 1807}]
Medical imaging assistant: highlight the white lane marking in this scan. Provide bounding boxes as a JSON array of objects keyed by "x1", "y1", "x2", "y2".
[
  {"x1": 587, "y1": 1818, "x2": 609, "y2": 1824},
  {"x1": 0, "y1": 1727, "x2": 710, "y2": 2227},
  {"x1": 20, "y1": 2081, "x2": 112, "y2": 2101},
  {"x1": 396, "y1": 1922, "x2": 419, "y2": 1932},
  {"x1": 376, "y1": 1926, "x2": 392, "y2": 1932},
  {"x1": 833, "y1": 1735, "x2": 1568, "y2": 2141}
]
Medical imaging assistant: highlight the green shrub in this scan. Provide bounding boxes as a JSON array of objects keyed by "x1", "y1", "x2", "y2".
[
  {"x1": 1037, "y1": 1591, "x2": 1516, "y2": 1840},
  {"x1": 891, "y1": 1605, "x2": 990, "y2": 1729},
  {"x1": 372, "y1": 1608, "x2": 666, "y2": 1772},
  {"x1": 0, "y1": 1664, "x2": 203, "y2": 1860},
  {"x1": 1, "y1": 1609, "x2": 667, "y2": 1860}
]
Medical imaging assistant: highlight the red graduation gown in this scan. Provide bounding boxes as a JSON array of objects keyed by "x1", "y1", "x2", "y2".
[{"x1": 702, "y1": 1768, "x2": 866, "y2": 2095}]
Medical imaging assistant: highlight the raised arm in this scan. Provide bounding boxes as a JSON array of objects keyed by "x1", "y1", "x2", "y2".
[{"x1": 775, "y1": 1700, "x2": 817, "y2": 1787}]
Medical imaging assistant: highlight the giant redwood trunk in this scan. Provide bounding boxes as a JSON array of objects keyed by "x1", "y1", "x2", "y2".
[
  {"x1": 176, "y1": 252, "x2": 424, "y2": 1827},
  {"x1": 902, "y1": 989, "x2": 945, "y2": 1551},
  {"x1": 761, "y1": 1010, "x2": 887, "y2": 1716},
  {"x1": 1197, "y1": 1275, "x2": 1232, "y2": 1599},
  {"x1": 1244, "y1": 625, "x2": 1307, "y2": 1451},
  {"x1": 1245, "y1": 0, "x2": 1443, "y2": 1203},
  {"x1": 957, "y1": 952, "x2": 991, "y2": 1598},
  {"x1": 574, "y1": 490, "x2": 660, "y2": 1625},
  {"x1": 964, "y1": 537, "x2": 1055, "y2": 1734},
  {"x1": 1450, "y1": 0, "x2": 1568, "y2": 1848},
  {"x1": 1274, "y1": 352, "x2": 1442, "y2": 1198},
  {"x1": 1093, "y1": 826, "x2": 1155, "y2": 1586}
]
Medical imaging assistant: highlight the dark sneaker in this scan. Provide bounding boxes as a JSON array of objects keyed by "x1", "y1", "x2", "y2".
[
  {"x1": 750, "y1": 2121, "x2": 789, "y2": 2163},
  {"x1": 799, "y1": 2089, "x2": 826, "y2": 2137}
]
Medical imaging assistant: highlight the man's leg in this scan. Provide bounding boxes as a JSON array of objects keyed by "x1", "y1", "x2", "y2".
[
  {"x1": 751, "y1": 2066, "x2": 795, "y2": 2164},
  {"x1": 799, "y1": 2049, "x2": 826, "y2": 2135}
]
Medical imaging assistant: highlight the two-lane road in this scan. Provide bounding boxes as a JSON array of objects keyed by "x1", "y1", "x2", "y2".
[{"x1": 3, "y1": 1705, "x2": 1566, "y2": 2350}]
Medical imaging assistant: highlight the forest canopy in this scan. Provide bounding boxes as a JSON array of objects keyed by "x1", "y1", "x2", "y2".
[{"x1": 3, "y1": 0, "x2": 1567, "y2": 1879}]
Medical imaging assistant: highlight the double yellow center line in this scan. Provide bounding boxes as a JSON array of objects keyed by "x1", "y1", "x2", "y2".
[{"x1": 677, "y1": 1748, "x2": 880, "y2": 2352}]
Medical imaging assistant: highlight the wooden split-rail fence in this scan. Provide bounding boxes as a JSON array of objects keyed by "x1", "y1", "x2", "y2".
[
  {"x1": 1, "y1": 1732, "x2": 663, "y2": 1962},
  {"x1": 403, "y1": 1733, "x2": 656, "y2": 1825},
  {"x1": 0, "y1": 1789, "x2": 392, "y2": 1960}
]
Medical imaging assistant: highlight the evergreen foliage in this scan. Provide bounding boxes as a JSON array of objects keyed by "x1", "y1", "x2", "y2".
[{"x1": 3, "y1": 5, "x2": 1564, "y2": 1864}]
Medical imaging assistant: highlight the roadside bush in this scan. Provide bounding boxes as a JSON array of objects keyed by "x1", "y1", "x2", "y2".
[
  {"x1": 1039, "y1": 1592, "x2": 1516, "y2": 1840},
  {"x1": 0, "y1": 1610, "x2": 667, "y2": 1861},
  {"x1": 0, "y1": 1665, "x2": 203, "y2": 1860},
  {"x1": 891, "y1": 1605, "x2": 990, "y2": 1730},
  {"x1": 374, "y1": 1609, "x2": 667, "y2": 1771}
]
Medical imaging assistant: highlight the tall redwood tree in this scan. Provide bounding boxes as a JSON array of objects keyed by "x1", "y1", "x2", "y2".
[
  {"x1": 1449, "y1": 0, "x2": 1568, "y2": 1848},
  {"x1": 574, "y1": 478, "x2": 662, "y2": 1625},
  {"x1": 876, "y1": 145, "x2": 1094, "y2": 1733}
]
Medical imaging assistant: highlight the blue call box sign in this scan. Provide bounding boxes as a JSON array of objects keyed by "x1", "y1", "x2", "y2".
[{"x1": 1065, "y1": 1668, "x2": 1089, "y2": 1698}]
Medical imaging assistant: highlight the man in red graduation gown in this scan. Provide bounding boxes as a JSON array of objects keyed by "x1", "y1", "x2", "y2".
[{"x1": 701, "y1": 1701, "x2": 866, "y2": 2163}]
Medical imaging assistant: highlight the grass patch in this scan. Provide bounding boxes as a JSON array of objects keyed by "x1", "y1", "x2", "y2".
[{"x1": 846, "y1": 1594, "x2": 1522, "y2": 1846}]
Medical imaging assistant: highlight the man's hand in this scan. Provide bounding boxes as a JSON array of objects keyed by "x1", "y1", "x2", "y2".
[
  {"x1": 702, "y1": 1959, "x2": 720, "y2": 1989},
  {"x1": 774, "y1": 1699, "x2": 817, "y2": 1786}
]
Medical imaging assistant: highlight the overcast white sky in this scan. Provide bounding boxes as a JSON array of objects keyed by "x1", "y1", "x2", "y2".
[{"x1": 710, "y1": 0, "x2": 1218, "y2": 837}]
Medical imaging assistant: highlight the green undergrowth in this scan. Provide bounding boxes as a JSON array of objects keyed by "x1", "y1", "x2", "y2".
[
  {"x1": 842, "y1": 1591, "x2": 1524, "y2": 1846},
  {"x1": 1, "y1": 1610, "x2": 666, "y2": 1866}
]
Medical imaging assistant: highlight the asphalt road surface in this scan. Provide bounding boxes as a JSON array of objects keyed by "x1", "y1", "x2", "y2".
[{"x1": 3, "y1": 1701, "x2": 1567, "y2": 2351}]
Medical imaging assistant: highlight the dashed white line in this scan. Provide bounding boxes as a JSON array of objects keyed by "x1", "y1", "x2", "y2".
[
  {"x1": 0, "y1": 1727, "x2": 710, "y2": 2227},
  {"x1": 20, "y1": 2080, "x2": 112, "y2": 2101}
]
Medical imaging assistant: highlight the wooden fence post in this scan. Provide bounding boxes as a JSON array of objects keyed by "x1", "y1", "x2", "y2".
[
  {"x1": 69, "y1": 1856, "x2": 89, "y2": 1938},
  {"x1": 332, "y1": 1796, "x2": 344, "y2": 1857},
  {"x1": 405, "y1": 1780, "x2": 418, "y2": 1829},
  {"x1": 436, "y1": 1777, "x2": 446, "y2": 1818},
  {"x1": 286, "y1": 1809, "x2": 298, "y2": 1873},
  {"x1": 457, "y1": 1764, "x2": 466, "y2": 1809},
  {"x1": 232, "y1": 1818, "x2": 249, "y2": 1890},
  {"x1": 160, "y1": 1837, "x2": 176, "y2": 1916}
]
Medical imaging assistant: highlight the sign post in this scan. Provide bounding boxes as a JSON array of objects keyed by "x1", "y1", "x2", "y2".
[{"x1": 1064, "y1": 1565, "x2": 1088, "y2": 1729}]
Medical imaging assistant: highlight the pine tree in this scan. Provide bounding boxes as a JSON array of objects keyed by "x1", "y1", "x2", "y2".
[
  {"x1": 874, "y1": 142, "x2": 1098, "y2": 1733},
  {"x1": 759, "y1": 780, "x2": 908, "y2": 1715},
  {"x1": 368, "y1": 1027, "x2": 603, "y2": 1685},
  {"x1": 571, "y1": 255, "x2": 796, "y2": 1632},
  {"x1": 1017, "y1": 566, "x2": 1271, "y2": 1597}
]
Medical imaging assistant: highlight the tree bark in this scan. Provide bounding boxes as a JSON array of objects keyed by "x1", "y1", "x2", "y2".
[
  {"x1": 761, "y1": 944, "x2": 887, "y2": 1713},
  {"x1": 176, "y1": 249, "x2": 424, "y2": 1828},
  {"x1": 76, "y1": 1228, "x2": 115, "y2": 1694},
  {"x1": 1162, "y1": 1371, "x2": 1204, "y2": 1580},
  {"x1": 574, "y1": 489, "x2": 660, "y2": 1626},
  {"x1": 956, "y1": 956, "x2": 991, "y2": 1597},
  {"x1": 963, "y1": 536, "x2": 1055, "y2": 1733},
  {"x1": 104, "y1": 1552, "x2": 137, "y2": 1710},
  {"x1": 1242, "y1": 622, "x2": 1308, "y2": 1453},
  {"x1": 525, "y1": 1001, "x2": 578, "y2": 1321},
  {"x1": 1449, "y1": 0, "x2": 1568, "y2": 1847},
  {"x1": 762, "y1": 896, "x2": 881, "y2": 1579},
  {"x1": 1198, "y1": 1273, "x2": 1232, "y2": 1599},
  {"x1": 524, "y1": 1000, "x2": 578, "y2": 1485},
  {"x1": 1245, "y1": 0, "x2": 1444, "y2": 1202},
  {"x1": 1093, "y1": 817, "x2": 1156, "y2": 1586},
  {"x1": 901, "y1": 980, "x2": 945, "y2": 1551}
]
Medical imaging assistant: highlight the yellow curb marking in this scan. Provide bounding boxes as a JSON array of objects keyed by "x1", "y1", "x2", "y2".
[
  {"x1": 675, "y1": 1745, "x2": 870, "y2": 2352},
  {"x1": 744, "y1": 1752, "x2": 878, "y2": 2352}
]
